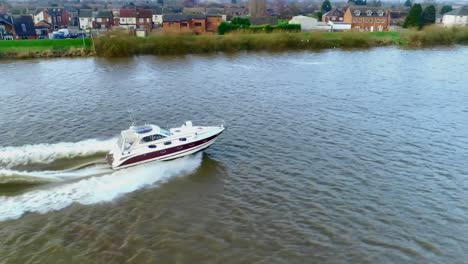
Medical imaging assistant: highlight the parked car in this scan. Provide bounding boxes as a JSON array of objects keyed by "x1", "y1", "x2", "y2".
[
  {"x1": 71, "y1": 32, "x2": 87, "y2": 38},
  {"x1": 52, "y1": 32, "x2": 65, "y2": 39}
]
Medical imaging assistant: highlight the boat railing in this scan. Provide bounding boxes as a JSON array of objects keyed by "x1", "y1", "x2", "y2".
[{"x1": 163, "y1": 118, "x2": 225, "y2": 131}]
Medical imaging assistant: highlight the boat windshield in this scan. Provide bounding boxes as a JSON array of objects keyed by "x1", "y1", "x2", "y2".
[
  {"x1": 117, "y1": 135, "x2": 124, "y2": 149},
  {"x1": 160, "y1": 128, "x2": 171, "y2": 136}
]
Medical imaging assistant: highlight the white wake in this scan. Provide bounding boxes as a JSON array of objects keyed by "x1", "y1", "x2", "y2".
[
  {"x1": 0, "y1": 165, "x2": 111, "y2": 184},
  {"x1": 0, "y1": 153, "x2": 202, "y2": 221},
  {"x1": 0, "y1": 138, "x2": 116, "y2": 168}
]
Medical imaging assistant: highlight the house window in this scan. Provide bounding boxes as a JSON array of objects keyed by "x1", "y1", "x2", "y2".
[
  {"x1": 139, "y1": 18, "x2": 144, "y2": 22},
  {"x1": 378, "y1": 10, "x2": 384, "y2": 16},
  {"x1": 194, "y1": 22, "x2": 202, "y2": 26},
  {"x1": 121, "y1": 18, "x2": 126, "y2": 23},
  {"x1": 354, "y1": 10, "x2": 361, "y2": 16},
  {"x1": 366, "y1": 10, "x2": 372, "y2": 16},
  {"x1": 181, "y1": 22, "x2": 188, "y2": 27},
  {"x1": 97, "y1": 18, "x2": 102, "y2": 22},
  {"x1": 21, "y1": 23, "x2": 26, "y2": 33},
  {"x1": 369, "y1": 19, "x2": 373, "y2": 22}
]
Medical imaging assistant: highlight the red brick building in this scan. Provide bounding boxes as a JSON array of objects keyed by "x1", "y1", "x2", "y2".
[
  {"x1": 322, "y1": 8, "x2": 345, "y2": 23},
  {"x1": 162, "y1": 14, "x2": 223, "y2": 34},
  {"x1": 343, "y1": 7, "x2": 389, "y2": 32},
  {"x1": 136, "y1": 9, "x2": 153, "y2": 31}
]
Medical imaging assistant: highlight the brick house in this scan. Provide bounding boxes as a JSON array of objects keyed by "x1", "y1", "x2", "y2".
[
  {"x1": 206, "y1": 15, "x2": 223, "y2": 33},
  {"x1": 79, "y1": 9, "x2": 93, "y2": 30},
  {"x1": 162, "y1": 14, "x2": 193, "y2": 33},
  {"x1": 343, "y1": 7, "x2": 389, "y2": 32},
  {"x1": 136, "y1": 9, "x2": 153, "y2": 31},
  {"x1": 162, "y1": 14, "x2": 223, "y2": 34},
  {"x1": 322, "y1": 8, "x2": 345, "y2": 23},
  {"x1": 92, "y1": 10, "x2": 113, "y2": 30},
  {"x1": 119, "y1": 9, "x2": 137, "y2": 29},
  {"x1": 12, "y1": 15, "x2": 37, "y2": 39},
  {"x1": 388, "y1": 10, "x2": 408, "y2": 26},
  {"x1": 0, "y1": 13, "x2": 14, "y2": 40}
]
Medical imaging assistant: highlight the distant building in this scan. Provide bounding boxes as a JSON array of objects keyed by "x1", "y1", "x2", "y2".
[
  {"x1": 343, "y1": 7, "x2": 389, "y2": 32},
  {"x1": 0, "y1": 13, "x2": 14, "y2": 40},
  {"x1": 322, "y1": 8, "x2": 345, "y2": 23},
  {"x1": 289, "y1": 15, "x2": 332, "y2": 31},
  {"x1": 119, "y1": 9, "x2": 137, "y2": 29},
  {"x1": 442, "y1": 6, "x2": 468, "y2": 27},
  {"x1": 388, "y1": 10, "x2": 408, "y2": 26},
  {"x1": 152, "y1": 7, "x2": 163, "y2": 26},
  {"x1": 249, "y1": 0, "x2": 266, "y2": 18},
  {"x1": 12, "y1": 15, "x2": 37, "y2": 39},
  {"x1": 136, "y1": 9, "x2": 153, "y2": 31},
  {"x1": 162, "y1": 14, "x2": 223, "y2": 34},
  {"x1": 79, "y1": 9, "x2": 93, "y2": 30},
  {"x1": 92, "y1": 10, "x2": 113, "y2": 30}
]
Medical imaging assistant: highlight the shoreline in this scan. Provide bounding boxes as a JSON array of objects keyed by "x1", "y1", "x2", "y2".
[{"x1": 1, "y1": 27, "x2": 467, "y2": 59}]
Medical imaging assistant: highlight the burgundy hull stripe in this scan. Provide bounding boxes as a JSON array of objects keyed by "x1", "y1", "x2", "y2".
[{"x1": 119, "y1": 132, "x2": 222, "y2": 167}]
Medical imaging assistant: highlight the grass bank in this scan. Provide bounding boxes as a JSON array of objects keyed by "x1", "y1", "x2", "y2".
[
  {"x1": 1, "y1": 27, "x2": 467, "y2": 59},
  {"x1": 94, "y1": 31, "x2": 400, "y2": 57},
  {"x1": 94, "y1": 27, "x2": 468, "y2": 57},
  {"x1": 0, "y1": 38, "x2": 94, "y2": 59}
]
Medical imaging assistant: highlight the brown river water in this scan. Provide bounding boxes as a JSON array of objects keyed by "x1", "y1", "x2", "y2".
[{"x1": 0, "y1": 47, "x2": 467, "y2": 263}]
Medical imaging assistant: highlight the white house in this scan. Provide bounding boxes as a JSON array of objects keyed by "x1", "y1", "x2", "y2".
[
  {"x1": 289, "y1": 16, "x2": 331, "y2": 31},
  {"x1": 34, "y1": 10, "x2": 51, "y2": 24},
  {"x1": 78, "y1": 9, "x2": 93, "y2": 29},
  {"x1": 442, "y1": 6, "x2": 468, "y2": 27}
]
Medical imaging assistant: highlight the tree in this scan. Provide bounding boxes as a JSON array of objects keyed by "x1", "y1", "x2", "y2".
[
  {"x1": 321, "y1": 0, "x2": 331, "y2": 13},
  {"x1": 422, "y1": 5, "x2": 436, "y2": 25},
  {"x1": 315, "y1": 11, "x2": 323, "y2": 21},
  {"x1": 348, "y1": 0, "x2": 367, "y2": 5},
  {"x1": 440, "y1": 5, "x2": 452, "y2": 15},
  {"x1": 404, "y1": 0, "x2": 412, "y2": 7},
  {"x1": 231, "y1": 17, "x2": 251, "y2": 27},
  {"x1": 370, "y1": 0, "x2": 382, "y2": 7},
  {"x1": 403, "y1": 3, "x2": 423, "y2": 29}
]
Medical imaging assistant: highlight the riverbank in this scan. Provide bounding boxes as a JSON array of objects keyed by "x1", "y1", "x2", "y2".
[
  {"x1": 1, "y1": 27, "x2": 467, "y2": 59},
  {"x1": 0, "y1": 39, "x2": 94, "y2": 59},
  {"x1": 94, "y1": 27, "x2": 468, "y2": 57}
]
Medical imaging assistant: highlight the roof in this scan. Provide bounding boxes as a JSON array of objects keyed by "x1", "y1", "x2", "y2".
[
  {"x1": 389, "y1": 11, "x2": 408, "y2": 19},
  {"x1": 47, "y1": 7, "x2": 63, "y2": 16},
  {"x1": 93, "y1": 10, "x2": 112, "y2": 18},
  {"x1": 13, "y1": 15, "x2": 36, "y2": 37},
  {"x1": 79, "y1": 9, "x2": 93, "y2": 18},
  {"x1": 137, "y1": 9, "x2": 152, "y2": 18},
  {"x1": 152, "y1": 7, "x2": 162, "y2": 15},
  {"x1": 206, "y1": 8, "x2": 224, "y2": 15},
  {"x1": 348, "y1": 7, "x2": 387, "y2": 17},
  {"x1": 64, "y1": 6, "x2": 78, "y2": 12},
  {"x1": 323, "y1": 8, "x2": 344, "y2": 17},
  {"x1": 163, "y1": 13, "x2": 207, "y2": 22},
  {"x1": 120, "y1": 9, "x2": 136, "y2": 18},
  {"x1": 445, "y1": 6, "x2": 468, "y2": 16},
  {"x1": 0, "y1": 13, "x2": 13, "y2": 25}
]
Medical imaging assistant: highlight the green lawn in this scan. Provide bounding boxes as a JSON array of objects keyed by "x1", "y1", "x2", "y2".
[{"x1": 0, "y1": 38, "x2": 93, "y2": 52}]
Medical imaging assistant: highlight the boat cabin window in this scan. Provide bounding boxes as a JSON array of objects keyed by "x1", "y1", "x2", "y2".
[
  {"x1": 179, "y1": 138, "x2": 187, "y2": 141},
  {"x1": 164, "y1": 141, "x2": 172, "y2": 145},
  {"x1": 141, "y1": 134, "x2": 166, "y2": 143}
]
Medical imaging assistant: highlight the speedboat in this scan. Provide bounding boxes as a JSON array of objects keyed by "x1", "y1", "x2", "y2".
[{"x1": 106, "y1": 120, "x2": 225, "y2": 170}]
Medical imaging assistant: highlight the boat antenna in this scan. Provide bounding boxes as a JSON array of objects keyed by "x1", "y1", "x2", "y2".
[{"x1": 127, "y1": 109, "x2": 137, "y2": 127}]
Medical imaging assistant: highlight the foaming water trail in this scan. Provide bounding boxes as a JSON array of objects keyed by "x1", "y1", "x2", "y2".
[
  {"x1": 0, "y1": 153, "x2": 203, "y2": 221},
  {"x1": 0, "y1": 164, "x2": 111, "y2": 184},
  {"x1": 0, "y1": 138, "x2": 116, "y2": 168}
]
